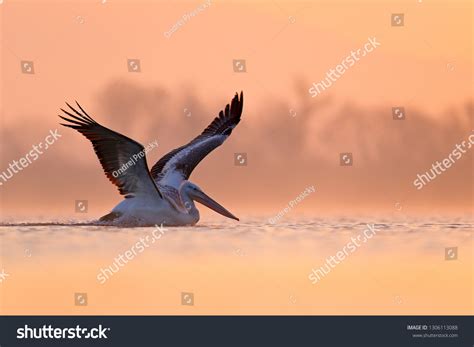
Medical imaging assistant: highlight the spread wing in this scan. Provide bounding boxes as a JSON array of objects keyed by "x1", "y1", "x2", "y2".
[
  {"x1": 150, "y1": 92, "x2": 243, "y2": 188},
  {"x1": 59, "y1": 102, "x2": 162, "y2": 199}
]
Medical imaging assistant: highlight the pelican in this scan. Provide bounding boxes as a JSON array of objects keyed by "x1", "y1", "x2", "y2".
[{"x1": 59, "y1": 92, "x2": 243, "y2": 226}]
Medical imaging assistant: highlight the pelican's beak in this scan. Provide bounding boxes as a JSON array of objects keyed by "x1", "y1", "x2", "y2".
[{"x1": 191, "y1": 189, "x2": 239, "y2": 221}]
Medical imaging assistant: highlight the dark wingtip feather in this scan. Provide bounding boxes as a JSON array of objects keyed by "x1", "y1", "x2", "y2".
[
  {"x1": 58, "y1": 114, "x2": 85, "y2": 126},
  {"x1": 63, "y1": 101, "x2": 95, "y2": 124},
  {"x1": 75, "y1": 101, "x2": 95, "y2": 122},
  {"x1": 59, "y1": 122, "x2": 79, "y2": 129},
  {"x1": 230, "y1": 91, "x2": 243, "y2": 120},
  {"x1": 65, "y1": 102, "x2": 80, "y2": 115}
]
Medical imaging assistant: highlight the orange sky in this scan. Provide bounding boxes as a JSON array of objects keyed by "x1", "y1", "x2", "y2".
[{"x1": 0, "y1": 0, "x2": 472, "y2": 219}]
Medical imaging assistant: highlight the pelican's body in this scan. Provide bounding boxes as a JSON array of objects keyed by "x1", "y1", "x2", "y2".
[
  {"x1": 105, "y1": 190, "x2": 199, "y2": 226},
  {"x1": 59, "y1": 93, "x2": 243, "y2": 226}
]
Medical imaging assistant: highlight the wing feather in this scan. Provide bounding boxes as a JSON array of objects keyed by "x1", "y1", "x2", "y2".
[
  {"x1": 150, "y1": 92, "x2": 243, "y2": 187},
  {"x1": 59, "y1": 102, "x2": 162, "y2": 199}
]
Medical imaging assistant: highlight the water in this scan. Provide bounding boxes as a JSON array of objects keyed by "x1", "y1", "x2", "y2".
[{"x1": 0, "y1": 217, "x2": 472, "y2": 315}]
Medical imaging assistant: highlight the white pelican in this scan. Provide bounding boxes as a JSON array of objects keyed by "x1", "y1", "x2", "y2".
[{"x1": 59, "y1": 92, "x2": 243, "y2": 226}]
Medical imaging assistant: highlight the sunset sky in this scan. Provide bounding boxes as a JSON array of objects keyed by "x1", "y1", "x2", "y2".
[{"x1": 0, "y1": 0, "x2": 472, "y2": 219}]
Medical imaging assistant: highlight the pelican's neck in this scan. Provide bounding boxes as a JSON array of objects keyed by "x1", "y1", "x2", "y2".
[{"x1": 180, "y1": 185, "x2": 198, "y2": 215}]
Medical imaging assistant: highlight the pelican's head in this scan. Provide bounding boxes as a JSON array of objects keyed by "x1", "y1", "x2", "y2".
[{"x1": 181, "y1": 181, "x2": 239, "y2": 221}]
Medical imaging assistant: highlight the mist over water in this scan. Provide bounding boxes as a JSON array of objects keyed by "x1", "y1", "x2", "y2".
[{"x1": 0, "y1": 80, "x2": 472, "y2": 217}]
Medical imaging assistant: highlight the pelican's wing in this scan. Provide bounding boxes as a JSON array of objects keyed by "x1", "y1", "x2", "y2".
[
  {"x1": 59, "y1": 102, "x2": 162, "y2": 199},
  {"x1": 150, "y1": 92, "x2": 243, "y2": 187}
]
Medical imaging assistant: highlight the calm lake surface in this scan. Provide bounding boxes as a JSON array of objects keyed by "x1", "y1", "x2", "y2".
[{"x1": 0, "y1": 216, "x2": 472, "y2": 315}]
